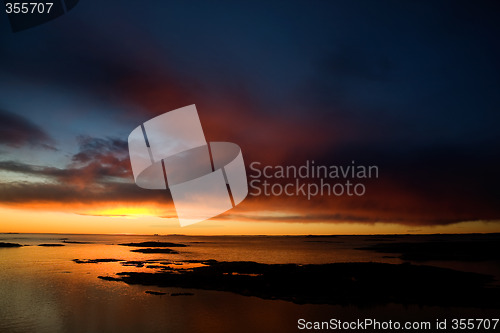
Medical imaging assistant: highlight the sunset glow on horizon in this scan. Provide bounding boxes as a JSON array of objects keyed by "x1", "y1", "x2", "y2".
[{"x1": 1, "y1": 205, "x2": 499, "y2": 236}]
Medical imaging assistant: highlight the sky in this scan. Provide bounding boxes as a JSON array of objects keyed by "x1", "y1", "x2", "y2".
[{"x1": 0, "y1": 0, "x2": 499, "y2": 235}]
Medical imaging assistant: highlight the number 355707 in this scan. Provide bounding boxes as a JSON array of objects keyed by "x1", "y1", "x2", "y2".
[{"x1": 6, "y1": 2, "x2": 53, "y2": 14}]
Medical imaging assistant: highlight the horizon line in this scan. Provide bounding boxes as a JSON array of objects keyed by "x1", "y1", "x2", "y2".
[{"x1": 1, "y1": 231, "x2": 499, "y2": 237}]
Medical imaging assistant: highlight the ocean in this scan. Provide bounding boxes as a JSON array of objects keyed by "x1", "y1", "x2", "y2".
[{"x1": 0, "y1": 233, "x2": 498, "y2": 332}]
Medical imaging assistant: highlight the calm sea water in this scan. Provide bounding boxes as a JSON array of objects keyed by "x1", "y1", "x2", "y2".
[{"x1": 0, "y1": 234, "x2": 498, "y2": 333}]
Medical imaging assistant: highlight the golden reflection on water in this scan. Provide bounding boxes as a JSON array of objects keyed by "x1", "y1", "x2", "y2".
[{"x1": 1, "y1": 234, "x2": 499, "y2": 332}]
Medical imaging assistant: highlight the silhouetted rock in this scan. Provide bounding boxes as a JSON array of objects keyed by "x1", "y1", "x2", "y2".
[
  {"x1": 73, "y1": 259, "x2": 123, "y2": 264},
  {"x1": 38, "y1": 244, "x2": 65, "y2": 247},
  {"x1": 121, "y1": 261, "x2": 145, "y2": 267},
  {"x1": 98, "y1": 260, "x2": 500, "y2": 308},
  {"x1": 145, "y1": 290, "x2": 167, "y2": 295},
  {"x1": 130, "y1": 248, "x2": 179, "y2": 254},
  {"x1": 97, "y1": 276, "x2": 122, "y2": 281},
  {"x1": 63, "y1": 240, "x2": 94, "y2": 244},
  {"x1": 119, "y1": 241, "x2": 187, "y2": 248},
  {"x1": 0, "y1": 242, "x2": 22, "y2": 247}
]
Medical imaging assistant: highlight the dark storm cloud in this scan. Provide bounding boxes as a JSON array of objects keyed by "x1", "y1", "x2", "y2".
[
  {"x1": 0, "y1": 135, "x2": 172, "y2": 205},
  {"x1": 0, "y1": 109, "x2": 56, "y2": 149},
  {"x1": 71, "y1": 136, "x2": 128, "y2": 167},
  {"x1": 0, "y1": 136, "x2": 131, "y2": 184},
  {"x1": 0, "y1": 181, "x2": 172, "y2": 205},
  {"x1": 221, "y1": 212, "x2": 388, "y2": 224}
]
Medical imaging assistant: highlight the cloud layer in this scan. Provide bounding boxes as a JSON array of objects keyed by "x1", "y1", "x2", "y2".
[{"x1": 0, "y1": 1, "x2": 499, "y2": 227}]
